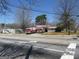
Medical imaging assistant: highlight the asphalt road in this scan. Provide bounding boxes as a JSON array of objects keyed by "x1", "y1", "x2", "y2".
[
  {"x1": 0, "y1": 37, "x2": 78, "y2": 59},
  {"x1": 0, "y1": 45, "x2": 78, "y2": 59},
  {"x1": 11, "y1": 45, "x2": 79, "y2": 59}
]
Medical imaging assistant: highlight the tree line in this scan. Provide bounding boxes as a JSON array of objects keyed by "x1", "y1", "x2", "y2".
[{"x1": 0, "y1": 0, "x2": 79, "y2": 34}]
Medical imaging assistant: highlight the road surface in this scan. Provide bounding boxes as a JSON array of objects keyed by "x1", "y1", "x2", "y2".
[
  {"x1": 0, "y1": 38, "x2": 78, "y2": 59},
  {"x1": 0, "y1": 34, "x2": 78, "y2": 59}
]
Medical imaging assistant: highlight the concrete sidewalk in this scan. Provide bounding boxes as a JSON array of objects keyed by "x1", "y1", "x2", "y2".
[
  {"x1": 0, "y1": 33, "x2": 77, "y2": 39},
  {"x1": 0, "y1": 34, "x2": 78, "y2": 45}
]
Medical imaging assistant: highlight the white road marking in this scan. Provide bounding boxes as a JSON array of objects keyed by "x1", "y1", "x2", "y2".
[
  {"x1": 34, "y1": 45, "x2": 64, "y2": 53},
  {"x1": 60, "y1": 43, "x2": 77, "y2": 59}
]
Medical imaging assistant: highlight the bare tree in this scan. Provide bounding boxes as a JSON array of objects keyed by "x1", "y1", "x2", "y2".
[
  {"x1": 16, "y1": 0, "x2": 34, "y2": 31},
  {"x1": 57, "y1": 0, "x2": 78, "y2": 34},
  {"x1": 0, "y1": 0, "x2": 10, "y2": 14},
  {"x1": 16, "y1": 8, "x2": 31, "y2": 31}
]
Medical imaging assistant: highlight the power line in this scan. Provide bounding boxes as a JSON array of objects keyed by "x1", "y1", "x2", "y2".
[
  {"x1": 6, "y1": 3, "x2": 60, "y2": 15},
  {"x1": 5, "y1": 1, "x2": 79, "y2": 16}
]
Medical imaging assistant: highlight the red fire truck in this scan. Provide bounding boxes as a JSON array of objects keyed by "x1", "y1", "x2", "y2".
[
  {"x1": 25, "y1": 27, "x2": 44, "y2": 34},
  {"x1": 25, "y1": 27, "x2": 37, "y2": 34}
]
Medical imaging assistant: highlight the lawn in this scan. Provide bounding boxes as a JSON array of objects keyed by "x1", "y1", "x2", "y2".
[{"x1": 42, "y1": 32, "x2": 76, "y2": 35}]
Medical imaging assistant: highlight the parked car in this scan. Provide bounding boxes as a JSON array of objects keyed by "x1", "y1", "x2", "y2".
[{"x1": 2, "y1": 29, "x2": 15, "y2": 34}]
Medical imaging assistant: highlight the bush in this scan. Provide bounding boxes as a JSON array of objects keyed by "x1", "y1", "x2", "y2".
[
  {"x1": 55, "y1": 27, "x2": 63, "y2": 32},
  {"x1": 15, "y1": 29, "x2": 23, "y2": 33}
]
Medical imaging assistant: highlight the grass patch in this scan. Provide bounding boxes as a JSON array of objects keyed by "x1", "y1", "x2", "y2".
[
  {"x1": 76, "y1": 31, "x2": 79, "y2": 35},
  {"x1": 42, "y1": 32, "x2": 76, "y2": 35}
]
